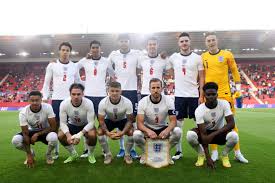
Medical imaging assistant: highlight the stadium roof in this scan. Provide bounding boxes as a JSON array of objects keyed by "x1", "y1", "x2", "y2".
[{"x1": 0, "y1": 30, "x2": 275, "y2": 61}]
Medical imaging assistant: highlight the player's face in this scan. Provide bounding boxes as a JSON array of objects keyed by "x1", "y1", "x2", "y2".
[
  {"x1": 119, "y1": 39, "x2": 130, "y2": 50},
  {"x1": 59, "y1": 45, "x2": 71, "y2": 59},
  {"x1": 204, "y1": 89, "x2": 218, "y2": 103},
  {"x1": 108, "y1": 87, "x2": 122, "y2": 101},
  {"x1": 149, "y1": 81, "x2": 162, "y2": 98},
  {"x1": 70, "y1": 88, "x2": 84, "y2": 106},
  {"x1": 147, "y1": 40, "x2": 158, "y2": 55},
  {"x1": 29, "y1": 95, "x2": 42, "y2": 111},
  {"x1": 178, "y1": 36, "x2": 191, "y2": 52},
  {"x1": 90, "y1": 44, "x2": 101, "y2": 57},
  {"x1": 205, "y1": 35, "x2": 218, "y2": 52}
]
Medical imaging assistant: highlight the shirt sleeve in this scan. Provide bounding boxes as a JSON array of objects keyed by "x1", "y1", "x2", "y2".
[
  {"x1": 41, "y1": 63, "x2": 53, "y2": 100},
  {"x1": 137, "y1": 99, "x2": 145, "y2": 115},
  {"x1": 47, "y1": 104, "x2": 56, "y2": 118},
  {"x1": 227, "y1": 51, "x2": 240, "y2": 82},
  {"x1": 59, "y1": 101, "x2": 69, "y2": 134},
  {"x1": 195, "y1": 106, "x2": 204, "y2": 125},
  {"x1": 98, "y1": 99, "x2": 106, "y2": 116},
  {"x1": 197, "y1": 55, "x2": 204, "y2": 71},
  {"x1": 166, "y1": 56, "x2": 173, "y2": 70},
  {"x1": 126, "y1": 100, "x2": 133, "y2": 115},
  {"x1": 19, "y1": 110, "x2": 28, "y2": 127},
  {"x1": 106, "y1": 58, "x2": 115, "y2": 77},
  {"x1": 223, "y1": 101, "x2": 233, "y2": 117}
]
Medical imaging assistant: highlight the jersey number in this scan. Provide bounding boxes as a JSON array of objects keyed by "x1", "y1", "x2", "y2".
[
  {"x1": 123, "y1": 61, "x2": 127, "y2": 69},
  {"x1": 94, "y1": 68, "x2": 97, "y2": 76},
  {"x1": 182, "y1": 67, "x2": 186, "y2": 75},
  {"x1": 74, "y1": 117, "x2": 81, "y2": 123},
  {"x1": 63, "y1": 74, "x2": 67, "y2": 81},
  {"x1": 155, "y1": 116, "x2": 159, "y2": 124},
  {"x1": 150, "y1": 67, "x2": 154, "y2": 75}
]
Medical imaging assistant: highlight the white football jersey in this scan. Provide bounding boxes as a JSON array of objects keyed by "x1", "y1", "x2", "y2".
[
  {"x1": 42, "y1": 60, "x2": 80, "y2": 100},
  {"x1": 98, "y1": 96, "x2": 133, "y2": 121},
  {"x1": 19, "y1": 103, "x2": 56, "y2": 131},
  {"x1": 59, "y1": 97, "x2": 95, "y2": 134},
  {"x1": 195, "y1": 99, "x2": 233, "y2": 130},
  {"x1": 108, "y1": 49, "x2": 141, "y2": 90},
  {"x1": 138, "y1": 95, "x2": 175, "y2": 130},
  {"x1": 138, "y1": 55, "x2": 168, "y2": 95},
  {"x1": 167, "y1": 52, "x2": 204, "y2": 97},
  {"x1": 78, "y1": 57, "x2": 114, "y2": 97}
]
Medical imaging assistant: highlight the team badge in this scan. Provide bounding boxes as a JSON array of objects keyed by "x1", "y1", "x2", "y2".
[
  {"x1": 153, "y1": 143, "x2": 162, "y2": 152},
  {"x1": 211, "y1": 112, "x2": 216, "y2": 118},
  {"x1": 218, "y1": 56, "x2": 224, "y2": 62},
  {"x1": 181, "y1": 59, "x2": 187, "y2": 65}
]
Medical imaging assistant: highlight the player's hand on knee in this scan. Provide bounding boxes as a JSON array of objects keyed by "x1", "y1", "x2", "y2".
[
  {"x1": 73, "y1": 138, "x2": 80, "y2": 145},
  {"x1": 109, "y1": 131, "x2": 120, "y2": 140},
  {"x1": 147, "y1": 130, "x2": 158, "y2": 139},
  {"x1": 66, "y1": 134, "x2": 73, "y2": 145},
  {"x1": 158, "y1": 129, "x2": 169, "y2": 139}
]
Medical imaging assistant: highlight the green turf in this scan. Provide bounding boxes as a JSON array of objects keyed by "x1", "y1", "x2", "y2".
[{"x1": 0, "y1": 109, "x2": 274, "y2": 183}]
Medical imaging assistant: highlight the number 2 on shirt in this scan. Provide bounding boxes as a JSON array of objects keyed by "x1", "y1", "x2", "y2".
[
  {"x1": 182, "y1": 67, "x2": 186, "y2": 75},
  {"x1": 63, "y1": 74, "x2": 67, "y2": 81}
]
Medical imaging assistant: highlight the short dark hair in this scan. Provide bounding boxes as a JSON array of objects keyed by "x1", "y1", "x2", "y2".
[
  {"x1": 147, "y1": 37, "x2": 158, "y2": 44},
  {"x1": 204, "y1": 32, "x2": 217, "y2": 38},
  {"x1": 149, "y1": 78, "x2": 162, "y2": 87},
  {"x1": 203, "y1": 82, "x2": 218, "y2": 92},
  {"x1": 29, "y1": 91, "x2": 42, "y2": 98},
  {"x1": 108, "y1": 81, "x2": 121, "y2": 89},
  {"x1": 59, "y1": 42, "x2": 72, "y2": 52},
  {"x1": 118, "y1": 34, "x2": 130, "y2": 41},
  {"x1": 178, "y1": 32, "x2": 190, "y2": 38},
  {"x1": 90, "y1": 40, "x2": 101, "y2": 48},
  {"x1": 69, "y1": 83, "x2": 85, "y2": 93}
]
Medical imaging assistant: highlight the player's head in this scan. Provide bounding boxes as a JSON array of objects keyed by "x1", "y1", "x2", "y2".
[
  {"x1": 178, "y1": 32, "x2": 191, "y2": 52},
  {"x1": 59, "y1": 42, "x2": 72, "y2": 60},
  {"x1": 89, "y1": 40, "x2": 101, "y2": 57},
  {"x1": 204, "y1": 32, "x2": 218, "y2": 53},
  {"x1": 108, "y1": 81, "x2": 122, "y2": 102},
  {"x1": 149, "y1": 78, "x2": 163, "y2": 98},
  {"x1": 203, "y1": 82, "x2": 218, "y2": 103},
  {"x1": 28, "y1": 91, "x2": 42, "y2": 111},
  {"x1": 147, "y1": 37, "x2": 158, "y2": 56},
  {"x1": 69, "y1": 83, "x2": 85, "y2": 106},
  {"x1": 118, "y1": 34, "x2": 130, "y2": 51}
]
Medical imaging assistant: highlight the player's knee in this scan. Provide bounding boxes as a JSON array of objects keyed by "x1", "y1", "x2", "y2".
[
  {"x1": 186, "y1": 130, "x2": 198, "y2": 144},
  {"x1": 11, "y1": 135, "x2": 23, "y2": 147},
  {"x1": 46, "y1": 132, "x2": 58, "y2": 142},
  {"x1": 172, "y1": 127, "x2": 182, "y2": 140},
  {"x1": 133, "y1": 130, "x2": 144, "y2": 142},
  {"x1": 226, "y1": 131, "x2": 239, "y2": 144},
  {"x1": 87, "y1": 129, "x2": 97, "y2": 139}
]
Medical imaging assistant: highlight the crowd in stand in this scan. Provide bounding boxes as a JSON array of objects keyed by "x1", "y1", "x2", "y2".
[{"x1": 0, "y1": 62, "x2": 275, "y2": 104}]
